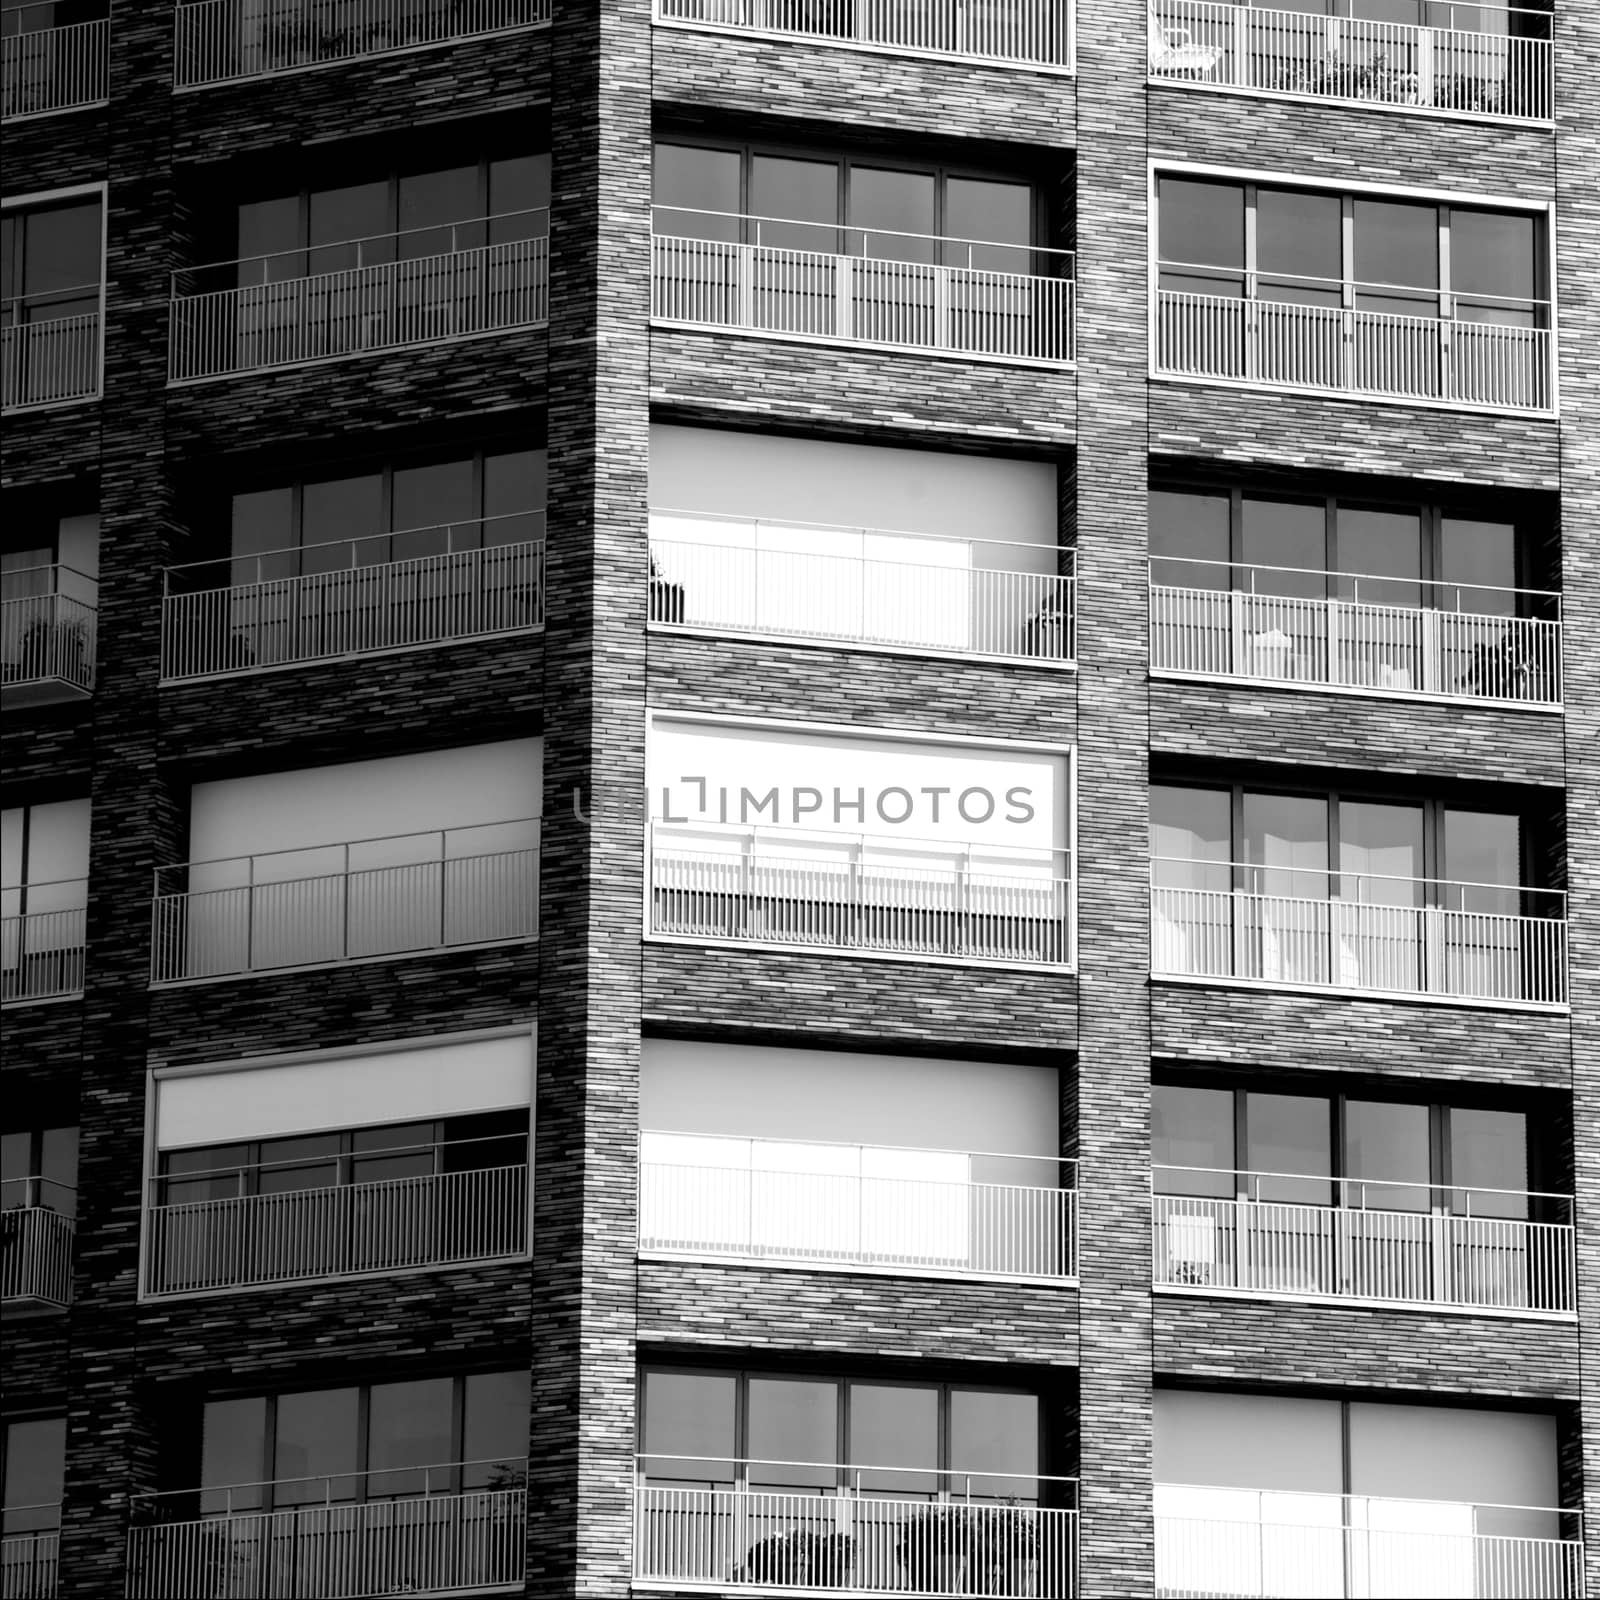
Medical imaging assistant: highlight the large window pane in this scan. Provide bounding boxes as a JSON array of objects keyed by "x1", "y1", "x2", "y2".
[
  {"x1": 1354, "y1": 199, "x2": 1438, "y2": 310},
  {"x1": 0, "y1": 1131, "x2": 27, "y2": 1209},
  {"x1": 1440, "y1": 518, "x2": 1517, "y2": 616},
  {"x1": 301, "y1": 474, "x2": 385, "y2": 569},
  {"x1": 39, "y1": 1127, "x2": 76, "y2": 1216},
  {"x1": 2, "y1": 1418, "x2": 65, "y2": 1532},
  {"x1": 1157, "y1": 178, "x2": 1244, "y2": 294},
  {"x1": 463, "y1": 1371, "x2": 530, "y2": 1487},
  {"x1": 230, "y1": 487, "x2": 295, "y2": 580},
  {"x1": 1442, "y1": 809, "x2": 1520, "y2": 915},
  {"x1": 747, "y1": 1377, "x2": 837, "y2": 1488},
  {"x1": 485, "y1": 449, "x2": 546, "y2": 547},
  {"x1": 750, "y1": 156, "x2": 838, "y2": 252},
  {"x1": 1451, "y1": 209, "x2": 1536, "y2": 322},
  {"x1": 641, "y1": 1370, "x2": 736, "y2": 1484},
  {"x1": 1153, "y1": 1085, "x2": 1234, "y2": 1196},
  {"x1": 944, "y1": 177, "x2": 1032, "y2": 273},
  {"x1": 653, "y1": 144, "x2": 741, "y2": 242},
  {"x1": 1241, "y1": 792, "x2": 1327, "y2": 894},
  {"x1": 848, "y1": 167, "x2": 935, "y2": 263},
  {"x1": 19, "y1": 201, "x2": 101, "y2": 301},
  {"x1": 1150, "y1": 490, "x2": 1229, "y2": 588},
  {"x1": 1245, "y1": 1094, "x2": 1331, "y2": 1204},
  {"x1": 398, "y1": 166, "x2": 478, "y2": 256},
  {"x1": 1339, "y1": 802, "x2": 1424, "y2": 902},
  {"x1": 1449, "y1": 1109, "x2": 1527, "y2": 1218},
  {"x1": 1335, "y1": 508, "x2": 1422, "y2": 605},
  {"x1": 1256, "y1": 189, "x2": 1341, "y2": 304},
  {"x1": 949, "y1": 1390, "x2": 1039, "y2": 1500},
  {"x1": 309, "y1": 181, "x2": 391, "y2": 272},
  {"x1": 392, "y1": 459, "x2": 475, "y2": 556},
  {"x1": 1345, "y1": 1100, "x2": 1431, "y2": 1211},
  {"x1": 255, "y1": 1133, "x2": 340, "y2": 1195},
  {"x1": 367, "y1": 1377, "x2": 454, "y2": 1497},
  {"x1": 238, "y1": 197, "x2": 301, "y2": 286},
  {"x1": 201, "y1": 1397, "x2": 268, "y2": 1514},
  {"x1": 848, "y1": 1383, "x2": 938, "y2": 1494},
  {"x1": 273, "y1": 1387, "x2": 360, "y2": 1504},
  {"x1": 1240, "y1": 498, "x2": 1325, "y2": 597},
  {"x1": 1151, "y1": 786, "x2": 1231, "y2": 883}
]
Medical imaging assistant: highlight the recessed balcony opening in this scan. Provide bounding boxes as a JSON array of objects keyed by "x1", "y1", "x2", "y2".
[
  {"x1": 1148, "y1": 476, "x2": 1561, "y2": 708},
  {"x1": 648, "y1": 716, "x2": 1075, "y2": 967},
  {"x1": 1, "y1": 0, "x2": 109, "y2": 121},
  {"x1": 1155, "y1": 1390, "x2": 1582, "y2": 1599},
  {"x1": 2, "y1": 510, "x2": 99, "y2": 706},
  {"x1": 652, "y1": 137, "x2": 1075, "y2": 365},
  {"x1": 636, "y1": 1365, "x2": 1078, "y2": 1595},
  {"x1": 650, "y1": 425, "x2": 1073, "y2": 664},
  {"x1": 656, "y1": 0, "x2": 1076, "y2": 71},
  {"x1": 1154, "y1": 173, "x2": 1553, "y2": 412},
  {"x1": 1150, "y1": 777, "x2": 1567, "y2": 1008},
  {"x1": 1, "y1": 191, "x2": 103, "y2": 412},
  {"x1": 1148, "y1": 0, "x2": 1553, "y2": 124},
  {"x1": 172, "y1": 0, "x2": 551, "y2": 90},
  {"x1": 640, "y1": 1039, "x2": 1075, "y2": 1283},
  {"x1": 170, "y1": 143, "x2": 549, "y2": 383},
  {"x1": 125, "y1": 1371, "x2": 529, "y2": 1599},
  {"x1": 162, "y1": 446, "x2": 545, "y2": 681},
  {"x1": 1, "y1": 1415, "x2": 63, "y2": 1600},
  {"x1": 149, "y1": 742, "x2": 540, "y2": 984},
  {"x1": 1152, "y1": 1078, "x2": 1575, "y2": 1316},
  {"x1": 2, "y1": 798, "x2": 89, "y2": 1006},
  {"x1": 1, "y1": 1125, "x2": 76, "y2": 1311},
  {"x1": 142, "y1": 1033, "x2": 533, "y2": 1298}
]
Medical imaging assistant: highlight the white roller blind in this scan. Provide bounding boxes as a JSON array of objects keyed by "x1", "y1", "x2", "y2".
[
  {"x1": 156, "y1": 1034, "x2": 533, "y2": 1149},
  {"x1": 1348, "y1": 1403, "x2": 1557, "y2": 1512},
  {"x1": 1155, "y1": 1391, "x2": 1342, "y2": 1494}
]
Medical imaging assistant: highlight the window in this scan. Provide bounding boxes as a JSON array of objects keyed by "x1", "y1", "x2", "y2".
[
  {"x1": 0, "y1": 1127, "x2": 77, "y2": 1215},
  {"x1": 236, "y1": 156, "x2": 549, "y2": 282},
  {"x1": 1, "y1": 799, "x2": 91, "y2": 988},
  {"x1": 198, "y1": 1372, "x2": 528, "y2": 1513},
  {"x1": 640, "y1": 1367, "x2": 1043, "y2": 1502},
  {"x1": 1, "y1": 193, "x2": 102, "y2": 407},
  {"x1": 227, "y1": 449, "x2": 545, "y2": 582},
  {"x1": 1, "y1": 1417, "x2": 64, "y2": 1537}
]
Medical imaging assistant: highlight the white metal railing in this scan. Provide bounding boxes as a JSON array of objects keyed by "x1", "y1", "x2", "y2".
[
  {"x1": 1, "y1": 307, "x2": 102, "y2": 411},
  {"x1": 161, "y1": 519, "x2": 545, "y2": 681},
  {"x1": 1, "y1": 568, "x2": 98, "y2": 698},
  {"x1": 655, "y1": 0, "x2": 1074, "y2": 69},
  {"x1": 641, "y1": 1131, "x2": 1076, "y2": 1280},
  {"x1": 653, "y1": 209, "x2": 1075, "y2": 364},
  {"x1": 1154, "y1": 279, "x2": 1552, "y2": 412},
  {"x1": 149, "y1": 819, "x2": 540, "y2": 982},
  {"x1": 650, "y1": 514, "x2": 1074, "y2": 663},
  {"x1": 0, "y1": 1521, "x2": 59, "y2": 1600},
  {"x1": 126, "y1": 1464, "x2": 526, "y2": 1600},
  {"x1": 1148, "y1": 557, "x2": 1561, "y2": 707},
  {"x1": 1, "y1": 1192, "x2": 75, "y2": 1307},
  {"x1": 1152, "y1": 1166, "x2": 1574, "y2": 1315},
  {"x1": 2, "y1": 17, "x2": 109, "y2": 119},
  {"x1": 1154, "y1": 1486, "x2": 1584, "y2": 1600},
  {"x1": 174, "y1": 0, "x2": 550, "y2": 87},
  {"x1": 169, "y1": 211, "x2": 549, "y2": 382},
  {"x1": 1148, "y1": 0, "x2": 1553, "y2": 124},
  {"x1": 1149, "y1": 861, "x2": 1567, "y2": 1007},
  {"x1": 2, "y1": 880, "x2": 89, "y2": 1004},
  {"x1": 651, "y1": 821, "x2": 1074, "y2": 966},
  {"x1": 636, "y1": 1457, "x2": 1078, "y2": 1595}
]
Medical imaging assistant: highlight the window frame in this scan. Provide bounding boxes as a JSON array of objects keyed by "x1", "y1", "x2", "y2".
[
  {"x1": 0, "y1": 1125, "x2": 77, "y2": 1214},
  {"x1": 0, "y1": 1414, "x2": 66, "y2": 1534}
]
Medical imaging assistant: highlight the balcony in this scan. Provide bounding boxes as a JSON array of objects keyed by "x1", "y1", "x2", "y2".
[
  {"x1": 1, "y1": 1185, "x2": 75, "y2": 1309},
  {"x1": 2, "y1": 884, "x2": 88, "y2": 1005},
  {"x1": 174, "y1": 0, "x2": 550, "y2": 89},
  {"x1": 1150, "y1": 861, "x2": 1566, "y2": 1009},
  {"x1": 641, "y1": 1132, "x2": 1076, "y2": 1283},
  {"x1": 655, "y1": 0, "x2": 1075, "y2": 71},
  {"x1": 652, "y1": 209, "x2": 1075, "y2": 366},
  {"x1": 149, "y1": 819, "x2": 539, "y2": 984},
  {"x1": 1153, "y1": 1167, "x2": 1574, "y2": 1317},
  {"x1": 2, "y1": 565, "x2": 97, "y2": 705},
  {"x1": 635, "y1": 1458, "x2": 1078, "y2": 1595},
  {"x1": 168, "y1": 211, "x2": 549, "y2": 384},
  {"x1": 2, "y1": 17, "x2": 109, "y2": 120},
  {"x1": 651, "y1": 822, "x2": 1074, "y2": 967},
  {"x1": 143, "y1": 1135, "x2": 529, "y2": 1298},
  {"x1": 0, "y1": 1521, "x2": 58, "y2": 1600},
  {"x1": 125, "y1": 1464, "x2": 527, "y2": 1600},
  {"x1": 160, "y1": 518, "x2": 544, "y2": 682},
  {"x1": 1, "y1": 304, "x2": 101, "y2": 413},
  {"x1": 1149, "y1": 558, "x2": 1561, "y2": 710},
  {"x1": 650, "y1": 514, "x2": 1074, "y2": 665},
  {"x1": 1148, "y1": 1, "x2": 1553, "y2": 125},
  {"x1": 1153, "y1": 277, "x2": 1552, "y2": 413},
  {"x1": 1154, "y1": 1486, "x2": 1584, "y2": 1599}
]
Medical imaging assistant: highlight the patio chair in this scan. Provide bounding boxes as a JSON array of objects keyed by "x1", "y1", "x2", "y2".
[{"x1": 1149, "y1": 9, "x2": 1221, "y2": 77}]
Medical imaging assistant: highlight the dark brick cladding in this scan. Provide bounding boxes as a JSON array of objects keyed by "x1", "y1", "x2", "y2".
[{"x1": 3, "y1": 1, "x2": 1598, "y2": 1594}]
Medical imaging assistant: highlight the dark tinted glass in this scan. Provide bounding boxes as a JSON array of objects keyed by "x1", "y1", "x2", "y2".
[
  {"x1": 1449, "y1": 1109, "x2": 1527, "y2": 1218},
  {"x1": 1158, "y1": 178, "x2": 1244, "y2": 269},
  {"x1": 1256, "y1": 188, "x2": 1341, "y2": 303},
  {"x1": 1354, "y1": 199, "x2": 1437, "y2": 305},
  {"x1": 1335, "y1": 507, "x2": 1422, "y2": 605},
  {"x1": 2, "y1": 1418, "x2": 65, "y2": 1532},
  {"x1": 392, "y1": 459, "x2": 475, "y2": 556},
  {"x1": 463, "y1": 1370, "x2": 530, "y2": 1487},
  {"x1": 1440, "y1": 518, "x2": 1517, "y2": 616},
  {"x1": 1451, "y1": 209, "x2": 1536, "y2": 305},
  {"x1": 368, "y1": 1377, "x2": 454, "y2": 1497},
  {"x1": 653, "y1": 145, "x2": 741, "y2": 241},
  {"x1": 1246, "y1": 1094, "x2": 1331, "y2": 1204},
  {"x1": 641, "y1": 1370, "x2": 736, "y2": 1483},
  {"x1": 484, "y1": 449, "x2": 546, "y2": 546},
  {"x1": 750, "y1": 156, "x2": 838, "y2": 251},
  {"x1": 1150, "y1": 785, "x2": 1231, "y2": 891},
  {"x1": 1345, "y1": 1100, "x2": 1431, "y2": 1211},
  {"x1": 1241, "y1": 497, "x2": 1325, "y2": 596},
  {"x1": 848, "y1": 1383, "x2": 938, "y2": 1493},
  {"x1": 273, "y1": 1387, "x2": 360, "y2": 1503},
  {"x1": 848, "y1": 167, "x2": 935, "y2": 262},
  {"x1": 949, "y1": 1390, "x2": 1039, "y2": 1500},
  {"x1": 201, "y1": 1397, "x2": 268, "y2": 1514},
  {"x1": 747, "y1": 1377, "x2": 837, "y2": 1488},
  {"x1": 1153, "y1": 1085, "x2": 1234, "y2": 1195},
  {"x1": 301, "y1": 474, "x2": 384, "y2": 569},
  {"x1": 1149, "y1": 490, "x2": 1230, "y2": 587}
]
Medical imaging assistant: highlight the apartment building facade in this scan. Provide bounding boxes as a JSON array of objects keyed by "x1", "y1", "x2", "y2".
[{"x1": 1, "y1": 0, "x2": 1596, "y2": 1596}]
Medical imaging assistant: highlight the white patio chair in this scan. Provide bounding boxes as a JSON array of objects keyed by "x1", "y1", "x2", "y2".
[{"x1": 1149, "y1": 9, "x2": 1222, "y2": 76}]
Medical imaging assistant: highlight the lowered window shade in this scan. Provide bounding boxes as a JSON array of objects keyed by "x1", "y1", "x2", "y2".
[{"x1": 155, "y1": 1034, "x2": 533, "y2": 1150}]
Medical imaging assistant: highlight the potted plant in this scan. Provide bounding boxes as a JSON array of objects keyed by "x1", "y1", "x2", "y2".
[
  {"x1": 737, "y1": 1528, "x2": 854, "y2": 1586},
  {"x1": 648, "y1": 555, "x2": 685, "y2": 625},
  {"x1": 17, "y1": 614, "x2": 91, "y2": 686},
  {"x1": 897, "y1": 1501, "x2": 1042, "y2": 1597}
]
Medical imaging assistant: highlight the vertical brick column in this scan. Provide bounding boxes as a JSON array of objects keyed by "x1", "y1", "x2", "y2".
[
  {"x1": 529, "y1": 1, "x2": 651, "y2": 1591},
  {"x1": 1555, "y1": 2, "x2": 1600, "y2": 1587},
  {"x1": 1072, "y1": 3, "x2": 1156, "y2": 1594},
  {"x1": 57, "y1": 2, "x2": 182, "y2": 1593}
]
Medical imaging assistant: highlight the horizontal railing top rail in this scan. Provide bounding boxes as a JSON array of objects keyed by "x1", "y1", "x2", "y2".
[
  {"x1": 0, "y1": 561, "x2": 99, "y2": 596},
  {"x1": 154, "y1": 816, "x2": 541, "y2": 886},
  {"x1": 1147, "y1": 554, "x2": 1558, "y2": 614},
  {"x1": 652, "y1": 205, "x2": 1074, "y2": 274},
  {"x1": 2, "y1": 874, "x2": 89, "y2": 895},
  {"x1": 1157, "y1": 260, "x2": 1547, "y2": 315},
  {"x1": 1152, "y1": 1163, "x2": 1570, "y2": 1214},
  {"x1": 132, "y1": 1457, "x2": 528, "y2": 1518},
  {"x1": 653, "y1": 819, "x2": 1070, "y2": 874},
  {"x1": 646, "y1": 1127, "x2": 1075, "y2": 1174},
  {"x1": 150, "y1": 1130, "x2": 527, "y2": 1192},
  {"x1": 1147, "y1": 856, "x2": 1564, "y2": 909},
  {"x1": 653, "y1": 510, "x2": 1076, "y2": 571},
  {"x1": 174, "y1": 208, "x2": 550, "y2": 287},
  {"x1": 164, "y1": 514, "x2": 547, "y2": 592},
  {"x1": 2, "y1": 1177, "x2": 78, "y2": 1208},
  {"x1": 639, "y1": 1454, "x2": 1077, "y2": 1499},
  {"x1": 2, "y1": 286, "x2": 103, "y2": 317}
]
